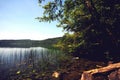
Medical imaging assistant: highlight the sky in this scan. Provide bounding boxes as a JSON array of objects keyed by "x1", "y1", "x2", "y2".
[{"x1": 0, "y1": 0, "x2": 64, "y2": 40}]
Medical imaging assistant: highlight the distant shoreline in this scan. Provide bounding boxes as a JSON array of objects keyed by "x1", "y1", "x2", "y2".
[{"x1": 0, "y1": 37, "x2": 61, "y2": 48}]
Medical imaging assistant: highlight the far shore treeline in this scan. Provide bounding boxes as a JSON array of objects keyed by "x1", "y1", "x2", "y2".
[{"x1": 0, "y1": 37, "x2": 61, "y2": 48}]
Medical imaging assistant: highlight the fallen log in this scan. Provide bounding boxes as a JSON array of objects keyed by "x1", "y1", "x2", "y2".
[{"x1": 80, "y1": 62, "x2": 120, "y2": 80}]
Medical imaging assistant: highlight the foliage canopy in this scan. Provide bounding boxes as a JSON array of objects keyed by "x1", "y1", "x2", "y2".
[{"x1": 37, "y1": 0, "x2": 120, "y2": 61}]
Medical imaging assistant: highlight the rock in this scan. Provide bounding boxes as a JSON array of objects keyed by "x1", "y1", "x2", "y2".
[
  {"x1": 60, "y1": 71, "x2": 80, "y2": 80},
  {"x1": 108, "y1": 69, "x2": 120, "y2": 80},
  {"x1": 52, "y1": 71, "x2": 60, "y2": 78}
]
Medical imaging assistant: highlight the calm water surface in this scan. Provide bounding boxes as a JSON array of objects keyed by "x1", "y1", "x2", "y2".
[{"x1": 0, "y1": 47, "x2": 62, "y2": 79}]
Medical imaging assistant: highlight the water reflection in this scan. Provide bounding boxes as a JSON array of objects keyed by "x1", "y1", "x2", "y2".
[
  {"x1": 0, "y1": 47, "x2": 60, "y2": 70},
  {"x1": 0, "y1": 47, "x2": 66, "y2": 80}
]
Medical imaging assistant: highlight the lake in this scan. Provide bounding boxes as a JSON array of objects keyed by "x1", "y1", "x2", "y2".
[{"x1": 0, "y1": 47, "x2": 65, "y2": 80}]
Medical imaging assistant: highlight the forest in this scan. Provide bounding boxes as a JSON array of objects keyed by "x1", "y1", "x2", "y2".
[
  {"x1": 37, "y1": 0, "x2": 120, "y2": 62},
  {"x1": 0, "y1": 37, "x2": 61, "y2": 48},
  {"x1": 37, "y1": 0, "x2": 120, "y2": 79}
]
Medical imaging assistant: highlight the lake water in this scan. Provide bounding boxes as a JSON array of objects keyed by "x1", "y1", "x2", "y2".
[{"x1": 0, "y1": 47, "x2": 63, "y2": 80}]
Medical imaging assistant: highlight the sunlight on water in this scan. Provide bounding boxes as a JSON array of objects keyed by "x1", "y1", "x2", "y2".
[
  {"x1": 0, "y1": 47, "x2": 66, "y2": 80},
  {"x1": 0, "y1": 47, "x2": 51, "y2": 68}
]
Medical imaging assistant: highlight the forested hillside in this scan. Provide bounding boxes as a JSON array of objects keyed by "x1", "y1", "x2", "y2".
[{"x1": 0, "y1": 37, "x2": 61, "y2": 48}]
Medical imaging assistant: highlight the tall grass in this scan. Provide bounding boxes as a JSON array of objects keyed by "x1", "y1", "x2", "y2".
[{"x1": 38, "y1": 49, "x2": 71, "y2": 71}]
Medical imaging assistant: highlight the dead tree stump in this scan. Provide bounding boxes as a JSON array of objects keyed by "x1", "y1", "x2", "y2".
[{"x1": 80, "y1": 62, "x2": 120, "y2": 80}]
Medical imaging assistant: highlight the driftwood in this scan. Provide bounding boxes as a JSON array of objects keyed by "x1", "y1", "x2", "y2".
[{"x1": 80, "y1": 62, "x2": 120, "y2": 80}]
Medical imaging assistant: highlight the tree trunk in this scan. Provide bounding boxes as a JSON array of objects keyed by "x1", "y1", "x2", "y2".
[{"x1": 80, "y1": 62, "x2": 120, "y2": 80}]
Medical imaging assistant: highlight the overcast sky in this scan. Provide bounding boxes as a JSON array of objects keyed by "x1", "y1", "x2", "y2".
[{"x1": 0, "y1": 0, "x2": 64, "y2": 40}]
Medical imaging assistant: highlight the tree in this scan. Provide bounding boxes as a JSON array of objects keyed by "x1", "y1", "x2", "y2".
[{"x1": 37, "y1": 0, "x2": 120, "y2": 61}]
